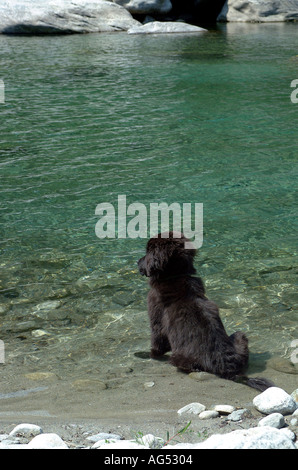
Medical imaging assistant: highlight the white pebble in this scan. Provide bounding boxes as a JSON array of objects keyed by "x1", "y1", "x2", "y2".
[
  {"x1": 86, "y1": 432, "x2": 121, "y2": 442},
  {"x1": 9, "y1": 423, "x2": 43, "y2": 438},
  {"x1": 227, "y1": 409, "x2": 248, "y2": 422},
  {"x1": 136, "y1": 433, "x2": 164, "y2": 448},
  {"x1": 177, "y1": 402, "x2": 206, "y2": 415},
  {"x1": 213, "y1": 405, "x2": 235, "y2": 415},
  {"x1": 258, "y1": 413, "x2": 285, "y2": 429},
  {"x1": 199, "y1": 410, "x2": 219, "y2": 419},
  {"x1": 97, "y1": 439, "x2": 147, "y2": 449},
  {"x1": 28, "y1": 433, "x2": 68, "y2": 449}
]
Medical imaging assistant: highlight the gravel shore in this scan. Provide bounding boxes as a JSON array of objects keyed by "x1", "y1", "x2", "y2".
[{"x1": 1, "y1": 386, "x2": 297, "y2": 449}]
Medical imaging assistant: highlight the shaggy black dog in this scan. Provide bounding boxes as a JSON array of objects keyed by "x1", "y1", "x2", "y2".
[{"x1": 138, "y1": 232, "x2": 273, "y2": 391}]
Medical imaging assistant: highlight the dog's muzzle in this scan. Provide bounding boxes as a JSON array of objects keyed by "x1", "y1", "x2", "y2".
[{"x1": 138, "y1": 256, "x2": 147, "y2": 276}]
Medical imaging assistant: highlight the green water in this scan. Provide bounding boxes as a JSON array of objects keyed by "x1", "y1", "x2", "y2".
[{"x1": 0, "y1": 24, "x2": 297, "y2": 387}]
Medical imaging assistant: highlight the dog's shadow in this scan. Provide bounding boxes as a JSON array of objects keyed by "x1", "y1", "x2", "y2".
[
  {"x1": 134, "y1": 351, "x2": 169, "y2": 362},
  {"x1": 247, "y1": 351, "x2": 272, "y2": 374},
  {"x1": 134, "y1": 351, "x2": 273, "y2": 372}
]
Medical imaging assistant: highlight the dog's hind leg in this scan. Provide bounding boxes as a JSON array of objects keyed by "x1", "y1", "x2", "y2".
[{"x1": 169, "y1": 353, "x2": 201, "y2": 373}]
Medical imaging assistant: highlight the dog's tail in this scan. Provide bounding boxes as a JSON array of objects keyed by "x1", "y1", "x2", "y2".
[{"x1": 234, "y1": 375, "x2": 274, "y2": 392}]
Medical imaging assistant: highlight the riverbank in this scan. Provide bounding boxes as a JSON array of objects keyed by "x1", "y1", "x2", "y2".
[
  {"x1": 0, "y1": 356, "x2": 297, "y2": 448},
  {"x1": 0, "y1": 385, "x2": 297, "y2": 448}
]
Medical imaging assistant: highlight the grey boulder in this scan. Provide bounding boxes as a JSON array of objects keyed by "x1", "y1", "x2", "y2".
[
  {"x1": 128, "y1": 21, "x2": 207, "y2": 34},
  {"x1": 0, "y1": 0, "x2": 140, "y2": 34},
  {"x1": 217, "y1": 0, "x2": 298, "y2": 22}
]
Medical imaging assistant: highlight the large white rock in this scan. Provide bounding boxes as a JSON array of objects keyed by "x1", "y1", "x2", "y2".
[
  {"x1": 253, "y1": 387, "x2": 297, "y2": 415},
  {"x1": 128, "y1": 21, "x2": 207, "y2": 34},
  {"x1": 113, "y1": 0, "x2": 172, "y2": 15},
  {"x1": 28, "y1": 433, "x2": 68, "y2": 449},
  {"x1": 217, "y1": 0, "x2": 298, "y2": 22},
  {"x1": 193, "y1": 426, "x2": 296, "y2": 449},
  {"x1": 0, "y1": 0, "x2": 140, "y2": 34}
]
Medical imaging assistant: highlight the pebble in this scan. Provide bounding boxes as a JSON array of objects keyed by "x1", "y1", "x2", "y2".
[
  {"x1": 143, "y1": 381, "x2": 155, "y2": 389},
  {"x1": 199, "y1": 410, "x2": 219, "y2": 419},
  {"x1": 291, "y1": 389, "x2": 298, "y2": 404},
  {"x1": 86, "y1": 432, "x2": 121, "y2": 443},
  {"x1": 213, "y1": 404, "x2": 235, "y2": 415},
  {"x1": 177, "y1": 402, "x2": 206, "y2": 415},
  {"x1": 258, "y1": 413, "x2": 285, "y2": 429},
  {"x1": 227, "y1": 409, "x2": 250, "y2": 422},
  {"x1": 253, "y1": 387, "x2": 297, "y2": 415},
  {"x1": 9, "y1": 423, "x2": 43, "y2": 438}
]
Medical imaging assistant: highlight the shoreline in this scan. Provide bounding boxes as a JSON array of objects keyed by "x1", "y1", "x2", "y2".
[{"x1": 0, "y1": 362, "x2": 297, "y2": 448}]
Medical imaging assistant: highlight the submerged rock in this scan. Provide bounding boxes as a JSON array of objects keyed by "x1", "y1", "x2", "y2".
[
  {"x1": 128, "y1": 21, "x2": 207, "y2": 34},
  {"x1": 0, "y1": 0, "x2": 140, "y2": 34},
  {"x1": 217, "y1": 0, "x2": 298, "y2": 22}
]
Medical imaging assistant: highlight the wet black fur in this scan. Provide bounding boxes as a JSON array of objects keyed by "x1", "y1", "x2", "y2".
[{"x1": 138, "y1": 232, "x2": 273, "y2": 391}]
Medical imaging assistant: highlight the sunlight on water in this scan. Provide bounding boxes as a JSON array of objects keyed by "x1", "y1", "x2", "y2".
[{"x1": 0, "y1": 24, "x2": 297, "y2": 387}]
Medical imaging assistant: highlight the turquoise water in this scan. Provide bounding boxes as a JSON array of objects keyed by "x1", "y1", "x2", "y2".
[{"x1": 0, "y1": 24, "x2": 297, "y2": 385}]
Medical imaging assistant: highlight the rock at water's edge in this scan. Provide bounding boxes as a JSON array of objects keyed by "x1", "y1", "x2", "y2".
[
  {"x1": 217, "y1": 0, "x2": 298, "y2": 22},
  {"x1": 128, "y1": 21, "x2": 207, "y2": 34},
  {"x1": 0, "y1": 0, "x2": 140, "y2": 34}
]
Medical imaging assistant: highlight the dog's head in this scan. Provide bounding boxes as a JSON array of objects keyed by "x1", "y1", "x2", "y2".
[{"x1": 138, "y1": 231, "x2": 196, "y2": 280}]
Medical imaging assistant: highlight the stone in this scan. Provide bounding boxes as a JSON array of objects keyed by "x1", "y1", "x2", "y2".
[
  {"x1": 143, "y1": 381, "x2": 155, "y2": 389},
  {"x1": 193, "y1": 426, "x2": 296, "y2": 449},
  {"x1": 0, "y1": 0, "x2": 140, "y2": 35},
  {"x1": 227, "y1": 409, "x2": 250, "y2": 422},
  {"x1": 199, "y1": 410, "x2": 219, "y2": 419},
  {"x1": 9, "y1": 423, "x2": 43, "y2": 438},
  {"x1": 253, "y1": 387, "x2": 297, "y2": 416},
  {"x1": 0, "y1": 443, "x2": 29, "y2": 449},
  {"x1": 213, "y1": 404, "x2": 235, "y2": 415},
  {"x1": 86, "y1": 432, "x2": 121, "y2": 443},
  {"x1": 280, "y1": 428, "x2": 296, "y2": 441},
  {"x1": 258, "y1": 413, "x2": 285, "y2": 429},
  {"x1": 217, "y1": 0, "x2": 298, "y2": 23},
  {"x1": 291, "y1": 389, "x2": 298, "y2": 404},
  {"x1": 113, "y1": 0, "x2": 172, "y2": 15},
  {"x1": 28, "y1": 433, "x2": 68, "y2": 449},
  {"x1": 136, "y1": 433, "x2": 164, "y2": 448},
  {"x1": 128, "y1": 21, "x2": 207, "y2": 34},
  {"x1": 97, "y1": 439, "x2": 147, "y2": 449},
  {"x1": 24, "y1": 372, "x2": 56, "y2": 381},
  {"x1": 177, "y1": 402, "x2": 206, "y2": 415},
  {"x1": 31, "y1": 329, "x2": 50, "y2": 338}
]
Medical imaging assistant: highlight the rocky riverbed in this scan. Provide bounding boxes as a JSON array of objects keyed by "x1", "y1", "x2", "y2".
[{"x1": 0, "y1": 386, "x2": 297, "y2": 449}]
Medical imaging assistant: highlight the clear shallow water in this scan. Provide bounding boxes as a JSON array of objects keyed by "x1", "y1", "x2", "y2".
[{"x1": 0, "y1": 24, "x2": 297, "y2": 388}]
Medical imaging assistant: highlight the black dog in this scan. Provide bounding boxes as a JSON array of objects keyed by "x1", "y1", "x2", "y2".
[{"x1": 138, "y1": 232, "x2": 273, "y2": 391}]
